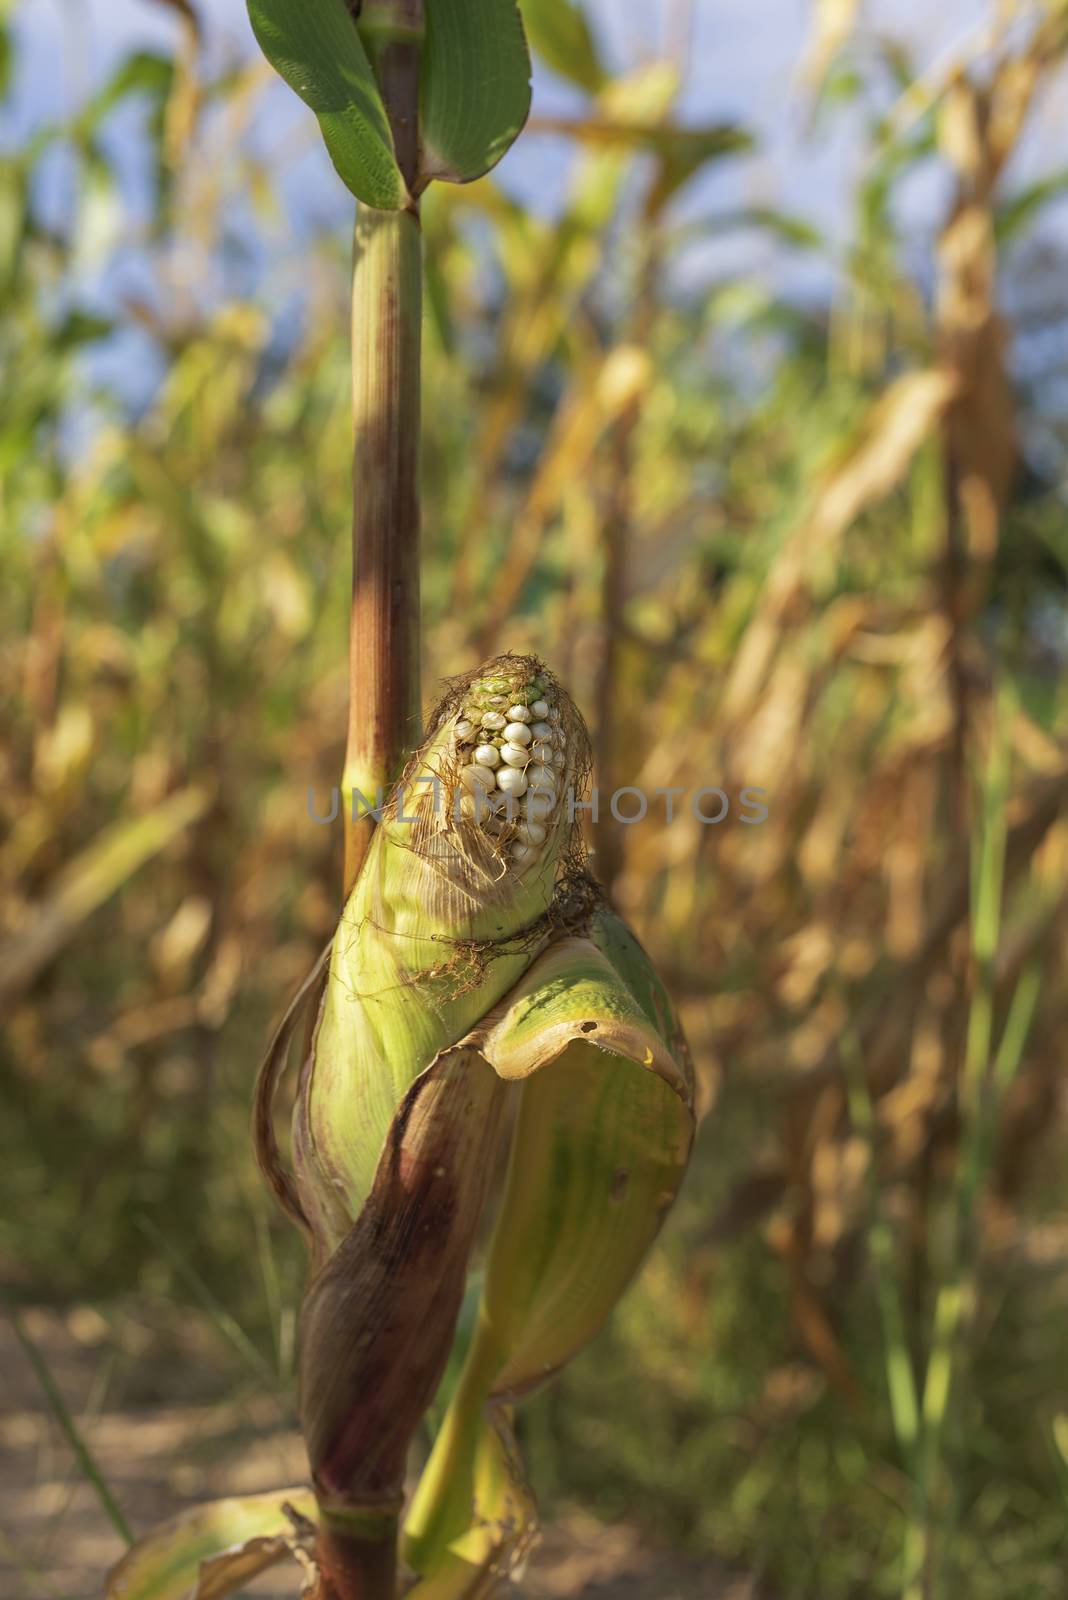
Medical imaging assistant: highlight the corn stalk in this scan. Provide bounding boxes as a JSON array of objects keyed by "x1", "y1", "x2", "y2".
[{"x1": 340, "y1": 1, "x2": 423, "y2": 893}]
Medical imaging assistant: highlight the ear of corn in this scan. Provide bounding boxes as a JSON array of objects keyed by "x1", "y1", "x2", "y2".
[
  {"x1": 246, "y1": 654, "x2": 693, "y2": 1596},
  {"x1": 296, "y1": 656, "x2": 589, "y2": 1256},
  {"x1": 288, "y1": 659, "x2": 596, "y2": 1531},
  {"x1": 109, "y1": 657, "x2": 690, "y2": 1600}
]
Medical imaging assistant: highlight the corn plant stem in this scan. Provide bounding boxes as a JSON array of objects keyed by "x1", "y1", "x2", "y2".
[
  {"x1": 318, "y1": 1518, "x2": 399, "y2": 1600},
  {"x1": 359, "y1": 1, "x2": 424, "y2": 192},
  {"x1": 342, "y1": 202, "x2": 423, "y2": 895},
  {"x1": 329, "y1": 8, "x2": 424, "y2": 1591}
]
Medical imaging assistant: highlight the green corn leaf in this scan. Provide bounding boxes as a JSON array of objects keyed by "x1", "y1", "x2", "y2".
[
  {"x1": 246, "y1": 0, "x2": 408, "y2": 209},
  {"x1": 418, "y1": 0, "x2": 532, "y2": 188},
  {"x1": 531, "y1": 112, "x2": 754, "y2": 209},
  {"x1": 406, "y1": 1412, "x2": 537, "y2": 1597},
  {"x1": 73, "y1": 51, "x2": 174, "y2": 141},
  {"x1": 519, "y1": 0, "x2": 606, "y2": 94},
  {"x1": 403, "y1": 907, "x2": 694, "y2": 1571},
  {"x1": 103, "y1": 1488, "x2": 317, "y2": 1600},
  {"x1": 995, "y1": 164, "x2": 1068, "y2": 245}
]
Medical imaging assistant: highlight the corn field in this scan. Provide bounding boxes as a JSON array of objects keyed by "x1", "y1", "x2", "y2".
[{"x1": 3, "y1": 1, "x2": 1068, "y2": 1597}]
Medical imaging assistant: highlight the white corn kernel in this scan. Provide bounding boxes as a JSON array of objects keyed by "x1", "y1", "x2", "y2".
[
  {"x1": 500, "y1": 742, "x2": 530, "y2": 768},
  {"x1": 527, "y1": 764, "x2": 555, "y2": 791},
  {"x1": 510, "y1": 842, "x2": 538, "y2": 868},
  {"x1": 531, "y1": 721, "x2": 552, "y2": 740},
  {"x1": 530, "y1": 699, "x2": 549, "y2": 718},
  {"x1": 515, "y1": 820, "x2": 547, "y2": 845},
  {"x1": 506, "y1": 705, "x2": 531, "y2": 723},
  {"x1": 455, "y1": 719, "x2": 474, "y2": 739},
  {"x1": 495, "y1": 767, "x2": 528, "y2": 797},
  {"x1": 474, "y1": 743, "x2": 501, "y2": 767},
  {"x1": 480, "y1": 711, "x2": 507, "y2": 730},
  {"x1": 503, "y1": 722, "x2": 532, "y2": 746},
  {"x1": 461, "y1": 764, "x2": 496, "y2": 792}
]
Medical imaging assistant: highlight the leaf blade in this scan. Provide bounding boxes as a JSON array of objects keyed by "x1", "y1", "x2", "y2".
[
  {"x1": 404, "y1": 909, "x2": 694, "y2": 1571},
  {"x1": 519, "y1": 0, "x2": 606, "y2": 94},
  {"x1": 419, "y1": 0, "x2": 532, "y2": 188},
  {"x1": 104, "y1": 1488, "x2": 317, "y2": 1600},
  {"x1": 247, "y1": 0, "x2": 408, "y2": 208}
]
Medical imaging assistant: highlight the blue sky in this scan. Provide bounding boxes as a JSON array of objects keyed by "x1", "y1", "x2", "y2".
[
  {"x1": 13, "y1": 0, "x2": 1067, "y2": 248},
  {"x1": 6, "y1": 0, "x2": 1068, "y2": 416}
]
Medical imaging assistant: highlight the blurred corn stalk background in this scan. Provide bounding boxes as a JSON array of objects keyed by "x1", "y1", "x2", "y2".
[{"x1": 3, "y1": 0, "x2": 1068, "y2": 1596}]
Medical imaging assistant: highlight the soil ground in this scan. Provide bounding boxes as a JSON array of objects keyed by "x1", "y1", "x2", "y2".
[{"x1": 0, "y1": 1308, "x2": 764, "y2": 1600}]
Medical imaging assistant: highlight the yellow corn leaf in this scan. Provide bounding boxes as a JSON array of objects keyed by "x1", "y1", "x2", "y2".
[{"x1": 103, "y1": 1488, "x2": 316, "y2": 1600}]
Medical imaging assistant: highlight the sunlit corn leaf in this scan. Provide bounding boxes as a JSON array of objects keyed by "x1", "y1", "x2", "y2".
[
  {"x1": 403, "y1": 907, "x2": 694, "y2": 1571},
  {"x1": 532, "y1": 113, "x2": 751, "y2": 165},
  {"x1": 103, "y1": 1488, "x2": 317, "y2": 1600},
  {"x1": 246, "y1": 0, "x2": 408, "y2": 209},
  {"x1": 722, "y1": 367, "x2": 960, "y2": 717},
  {"x1": 0, "y1": 785, "x2": 212, "y2": 1004},
  {"x1": 528, "y1": 113, "x2": 753, "y2": 208},
  {"x1": 519, "y1": 0, "x2": 606, "y2": 95},
  {"x1": 418, "y1": 0, "x2": 532, "y2": 189},
  {"x1": 672, "y1": 204, "x2": 824, "y2": 253},
  {"x1": 805, "y1": 368, "x2": 960, "y2": 544}
]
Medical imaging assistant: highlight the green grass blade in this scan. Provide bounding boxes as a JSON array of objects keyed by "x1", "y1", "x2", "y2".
[
  {"x1": 841, "y1": 1030, "x2": 919, "y2": 1462},
  {"x1": 7, "y1": 1303, "x2": 134, "y2": 1548},
  {"x1": 134, "y1": 1215, "x2": 288, "y2": 1402}
]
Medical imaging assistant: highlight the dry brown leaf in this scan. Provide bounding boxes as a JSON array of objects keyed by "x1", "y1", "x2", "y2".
[{"x1": 723, "y1": 370, "x2": 959, "y2": 717}]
